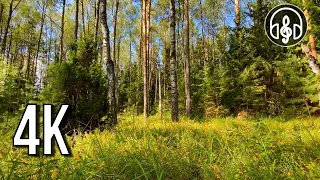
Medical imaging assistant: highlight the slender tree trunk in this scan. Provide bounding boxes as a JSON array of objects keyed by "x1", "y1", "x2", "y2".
[
  {"x1": 138, "y1": 1, "x2": 143, "y2": 76},
  {"x1": 35, "y1": 0, "x2": 47, "y2": 80},
  {"x1": 100, "y1": 0, "x2": 117, "y2": 126},
  {"x1": 163, "y1": 30, "x2": 167, "y2": 98},
  {"x1": 113, "y1": 0, "x2": 119, "y2": 67},
  {"x1": 143, "y1": 0, "x2": 149, "y2": 118},
  {"x1": 2, "y1": 0, "x2": 14, "y2": 55},
  {"x1": 155, "y1": 61, "x2": 158, "y2": 106},
  {"x1": 59, "y1": 0, "x2": 66, "y2": 62},
  {"x1": 86, "y1": 8, "x2": 90, "y2": 35},
  {"x1": 147, "y1": 0, "x2": 151, "y2": 68},
  {"x1": 235, "y1": 0, "x2": 241, "y2": 36},
  {"x1": 184, "y1": 0, "x2": 191, "y2": 117},
  {"x1": 81, "y1": 0, "x2": 86, "y2": 37},
  {"x1": 113, "y1": 0, "x2": 120, "y2": 108},
  {"x1": 147, "y1": 0, "x2": 151, "y2": 112},
  {"x1": 0, "y1": 3, "x2": 4, "y2": 44},
  {"x1": 170, "y1": 0, "x2": 178, "y2": 121},
  {"x1": 159, "y1": 63, "x2": 162, "y2": 118},
  {"x1": 199, "y1": 0, "x2": 208, "y2": 63},
  {"x1": 7, "y1": 34, "x2": 12, "y2": 63},
  {"x1": 94, "y1": 0, "x2": 100, "y2": 42},
  {"x1": 75, "y1": 0, "x2": 79, "y2": 41}
]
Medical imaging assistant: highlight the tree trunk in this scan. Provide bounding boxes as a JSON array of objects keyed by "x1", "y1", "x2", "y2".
[
  {"x1": 75, "y1": 0, "x2": 79, "y2": 41},
  {"x1": 302, "y1": 0, "x2": 318, "y2": 75},
  {"x1": 113, "y1": 0, "x2": 119, "y2": 66},
  {"x1": 235, "y1": 0, "x2": 241, "y2": 36},
  {"x1": 59, "y1": 0, "x2": 66, "y2": 62},
  {"x1": 0, "y1": 3, "x2": 4, "y2": 44},
  {"x1": 163, "y1": 30, "x2": 167, "y2": 98},
  {"x1": 113, "y1": 0, "x2": 120, "y2": 108},
  {"x1": 302, "y1": 44, "x2": 319, "y2": 75},
  {"x1": 303, "y1": 0, "x2": 317, "y2": 59},
  {"x1": 184, "y1": 0, "x2": 191, "y2": 117},
  {"x1": 100, "y1": 0, "x2": 117, "y2": 127},
  {"x1": 143, "y1": 0, "x2": 149, "y2": 118},
  {"x1": 34, "y1": 0, "x2": 47, "y2": 82},
  {"x1": 81, "y1": 0, "x2": 86, "y2": 37},
  {"x1": 138, "y1": 1, "x2": 143, "y2": 76},
  {"x1": 159, "y1": 64, "x2": 162, "y2": 119},
  {"x1": 94, "y1": 0, "x2": 100, "y2": 42},
  {"x1": 2, "y1": 0, "x2": 14, "y2": 55},
  {"x1": 170, "y1": 0, "x2": 178, "y2": 121}
]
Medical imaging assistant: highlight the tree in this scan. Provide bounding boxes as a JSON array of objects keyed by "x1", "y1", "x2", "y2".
[
  {"x1": 34, "y1": 0, "x2": 48, "y2": 81},
  {"x1": 170, "y1": 0, "x2": 178, "y2": 121},
  {"x1": 81, "y1": 0, "x2": 86, "y2": 37},
  {"x1": 59, "y1": 0, "x2": 66, "y2": 62},
  {"x1": 75, "y1": 0, "x2": 79, "y2": 41},
  {"x1": 113, "y1": 0, "x2": 120, "y2": 107},
  {"x1": 234, "y1": 0, "x2": 241, "y2": 36},
  {"x1": 184, "y1": 0, "x2": 191, "y2": 117},
  {"x1": 301, "y1": 0, "x2": 319, "y2": 74},
  {"x1": 94, "y1": 0, "x2": 100, "y2": 43},
  {"x1": 100, "y1": 0, "x2": 117, "y2": 127},
  {"x1": 2, "y1": 0, "x2": 22, "y2": 55},
  {"x1": 143, "y1": 0, "x2": 149, "y2": 118}
]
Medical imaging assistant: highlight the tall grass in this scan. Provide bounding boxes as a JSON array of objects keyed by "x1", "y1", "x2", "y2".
[{"x1": 1, "y1": 114, "x2": 320, "y2": 179}]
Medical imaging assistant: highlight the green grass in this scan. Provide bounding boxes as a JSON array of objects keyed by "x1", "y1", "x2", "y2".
[{"x1": 1, "y1": 113, "x2": 320, "y2": 179}]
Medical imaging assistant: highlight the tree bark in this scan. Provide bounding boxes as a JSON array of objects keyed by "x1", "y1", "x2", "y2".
[
  {"x1": 159, "y1": 63, "x2": 162, "y2": 119},
  {"x1": 138, "y1": 1, "x2": 143, "y2": 76},
  {"x1": 184, "y1": 0, "x2": 191, "y2": 117},
  {"x1": 94, "y1": 0, "x2": 100, "y2": 42},
  {"x1": 0, "y1": 3, "x2": 4, "y2": 44},
  {"x1": 163, "y1": 30, "x2": 167, "y2": 98},
  {"x1": 235, "y1": 0, "x2": 241, "y2": 36},
  {"x1": 100, "y1": 0, "x2": 117, "y2": 127},
  {"x1": 59, "y1": 0, "x2": 66, "y2": 62},
  {"x1": 113, "y1": 0, "x2": 120, "y2": 108},
  {"x1": 2, "y1": 0, "x2": 14, "y2": 55},
  {"x1": 34, "y1": 0, "x2": 47, "y2": 80},
  {"x1": 302, "y1": 44, "x2": 319, "y2": 75},
  {"x1": 170, "y1": 0, "x2": 178, "y2": 121},
  {"x1": 75, "y1": 0, "x2": 79, "y2": 41},
  {"x1": 81, "y1": 0, "x2": 86, "y2": 37},
  {"x1": 302, "y1": 0, "x2": 318, "y2": 75},
  {"x1": 303, "y1": 0, "x2": 317, "y2": 59},
  {"x1": 143, "y1": 0, "x2": 149, "y2": 118}
]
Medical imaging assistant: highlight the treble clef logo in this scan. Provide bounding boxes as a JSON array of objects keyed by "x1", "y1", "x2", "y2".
[
  {"x1": 280, "y1": 15, "x2": 292, "y2": 44},
  {"x1": 264, "y1": 4, "x2": 308, "y2": 47}
]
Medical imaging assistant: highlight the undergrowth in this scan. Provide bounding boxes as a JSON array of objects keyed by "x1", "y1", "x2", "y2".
[{"x1": 0, "y1": 113, "x2": 320, "y2": 179}]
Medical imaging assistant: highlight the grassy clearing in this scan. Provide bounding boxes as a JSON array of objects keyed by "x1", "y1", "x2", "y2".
[{"x1": 1, "y1": 114, "x2": 320, "y2": 179}]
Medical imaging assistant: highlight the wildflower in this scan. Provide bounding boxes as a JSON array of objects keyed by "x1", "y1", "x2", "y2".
[
  {"x1": 253, "y1": 153, "x2": 259, "y2": 161},
  {"x1": 99, "y1": 162, "x2": 105, "y2": 169},
  {"x1": 214, "y1": 164, "x2": 220, "y2": 171},
  {"x1": 51, "y1": 168, "x2": 58, "y2": 179},
  {"x1": 74, "y1": 152, "x2": 81, "y2": 160}
]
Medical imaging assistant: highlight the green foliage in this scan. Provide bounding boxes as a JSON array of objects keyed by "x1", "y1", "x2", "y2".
[
  {"x1": 40, "y1": 39, "x2": 108, "y2": 131},
  {"x1": 0, "y1": 62, "x2": 31, "y2": 121},
  {"x1": 199, "y1": 1, "x2": 320, "y2": 118}
]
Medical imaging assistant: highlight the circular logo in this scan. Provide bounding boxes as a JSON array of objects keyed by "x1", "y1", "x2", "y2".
[{"x1": 264, "y1": 4, "x2": 308, "y2": 47}]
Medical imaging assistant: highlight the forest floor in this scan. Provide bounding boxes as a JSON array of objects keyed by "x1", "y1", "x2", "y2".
[{"x1": 1, "y1": 114, "x2": 320, "y2": 179}]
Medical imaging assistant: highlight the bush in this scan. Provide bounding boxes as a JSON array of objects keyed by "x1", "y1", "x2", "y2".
[{"x1": 40, "y1": 39, "x2": 108, "y2": 133}]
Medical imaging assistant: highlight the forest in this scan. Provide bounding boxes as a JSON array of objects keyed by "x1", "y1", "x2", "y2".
[{"x1": 0, "y1": 0, "x2": 320, "y2": 179}]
